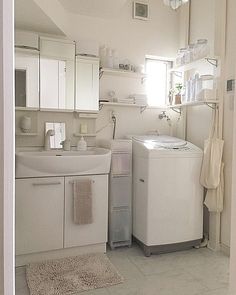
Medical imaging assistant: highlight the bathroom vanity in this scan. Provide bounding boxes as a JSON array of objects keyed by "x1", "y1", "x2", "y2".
[{"x1": 15, "y1": 148, "x2": 111, "y2": 266}]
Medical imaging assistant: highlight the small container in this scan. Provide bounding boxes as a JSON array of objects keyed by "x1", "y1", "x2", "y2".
[
  {"x1": 196, "y1": 39, "x2": 209, "y2": 59},
  {"x1": 176, "y1": 48, "x2": 186, "y2": 66},
  {"x1": 77, "y1": 136, "x2": 87, "y2": 151},
  {"x1": 106, "y1": 48, "x2": 113, "y2": 68},
  {"x1": 61, "y1": 139, "x2": 71, "y2": 151},
  {"x1": 20, "y1": 116, "x2": 31, "y2": 133},
  {"x1": 99, "y1": 45, "x2": 106, "y2": 68},
  {"x1": 112, "y1": 49, "x2": 119, "y2": 69}
]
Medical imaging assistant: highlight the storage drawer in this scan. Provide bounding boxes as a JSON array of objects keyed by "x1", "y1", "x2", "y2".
[
  {"x1": 110, "y1": 176, "x2": 132, "y2": 208},
  {"x1": 111, "y1": 153, "x2": 131, "y2": 176},
  {"x1": 109, "y1": 209, "x2": 131, "y2": 243}
]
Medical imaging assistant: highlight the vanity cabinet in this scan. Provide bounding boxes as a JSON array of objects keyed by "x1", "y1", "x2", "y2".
[
  {"x1": 64, "y1": 175, "x2": 108, "y2": 248},
  {"x1": 15, "y1": 177, "x2": 64, "y2": 255},
  {"x1": 75, "y1": 56, "x2": 99, "y2": 112},
  {"x1": 15, "y1": 174, "x2": 108, "y2": 259}
]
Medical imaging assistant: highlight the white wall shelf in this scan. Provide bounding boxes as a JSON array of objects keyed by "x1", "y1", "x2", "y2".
[
  {"x1": 100, "y1": 68, "x2": 146, "y2": 80},
  {"x1": 16, "y1": 132, "x2": 38, "y2": 136},
  {"x1": 170, "y1": 56, "x2": 219, "y2": 73},
  {"x1": 73, "y1": 133, "x2": 96, "y2": 137},
  {"x1": 169, "y1": 100, "x2": 219, "y2": 108},
  {"x1": 99, "y1": 102, "x2": 147, "y2": 108}
]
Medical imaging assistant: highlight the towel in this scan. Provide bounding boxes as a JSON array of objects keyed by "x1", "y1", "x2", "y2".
[{"x1": 73, "y1": 179, "x2": 93, "y2": 225}]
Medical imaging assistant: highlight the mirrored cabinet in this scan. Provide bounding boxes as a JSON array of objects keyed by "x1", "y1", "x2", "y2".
[
  {"x1": 15, "y1": 31, "x2": 100, "y2": 113},
  {"x1": 40, "y1": 37, "x2": 75, "y2": 111},
  {"x1": 15, "y1": 48, "x2": 39, "y2": 109}
]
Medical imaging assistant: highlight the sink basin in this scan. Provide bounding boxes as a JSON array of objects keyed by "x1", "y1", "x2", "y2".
[{"x1": 16, "y1": 148, "x2": 111, "y2": 178}]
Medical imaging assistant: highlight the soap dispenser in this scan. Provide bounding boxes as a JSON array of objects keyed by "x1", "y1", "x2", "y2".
[{"x1": 77, "y1": 136, "x2": 87, "y2": 151}]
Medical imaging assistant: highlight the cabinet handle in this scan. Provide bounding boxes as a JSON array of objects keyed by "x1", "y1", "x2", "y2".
[
  {"x1": 32, "y1": 182, "x2": 62, "y2": 186},
  {"x1": 139, "y1": 179, "x2": 145, "y2": 183}
]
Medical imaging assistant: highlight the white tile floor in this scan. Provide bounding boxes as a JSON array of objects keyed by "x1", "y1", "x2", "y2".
[{"x1": 15, "y1": 245, "x2": 230, "y2": 295}]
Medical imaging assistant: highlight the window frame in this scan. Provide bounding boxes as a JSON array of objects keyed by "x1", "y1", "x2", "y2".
[{"x1": 145, "y1": 57, "x2": 173, "y2": 107}]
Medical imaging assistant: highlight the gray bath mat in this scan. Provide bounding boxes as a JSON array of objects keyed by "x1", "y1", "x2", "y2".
[{"x1": 26, "y1": 253, "x2": 124, "y2": 295}]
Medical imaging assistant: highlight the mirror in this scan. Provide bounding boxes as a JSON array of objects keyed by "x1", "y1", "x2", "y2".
[
  {"x1": 45, "y1": 122, "x2": 66, "y2": 149},
  {"x1": 15, "y1": 49, "x2": 39, "y2": 108},
  {"x1": 40, "y1": 38, "x2": 75, "y2": 110}
]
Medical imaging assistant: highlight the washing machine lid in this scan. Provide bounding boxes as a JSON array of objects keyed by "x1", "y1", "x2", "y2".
[{"x1": 132, "y1": 135, "x2": 187, "y2": 149}]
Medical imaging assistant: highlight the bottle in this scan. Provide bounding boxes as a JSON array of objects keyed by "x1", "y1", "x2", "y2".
[{"x1": 77, "y1": 136, "x2": 87, "y2": 151}]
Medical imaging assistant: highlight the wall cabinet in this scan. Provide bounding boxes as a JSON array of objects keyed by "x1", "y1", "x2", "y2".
[
  {"x1": 75, "y1": 56, "x2": 99, "y2": 112},
  {"x1": 15, "y1": 177, "x2": 64, "y2": 255},
  {"x1": 15, "y1": 175, "x2": 108, "y2": 257}
]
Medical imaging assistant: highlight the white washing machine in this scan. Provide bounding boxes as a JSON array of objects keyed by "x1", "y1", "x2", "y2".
[{"x1": 131, "y1": 135, "x2": 204, "y2": 256}]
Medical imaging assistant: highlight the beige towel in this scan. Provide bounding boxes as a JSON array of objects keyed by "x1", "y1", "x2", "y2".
[{"x1": 73, "y1": 179, "x2": 93, "y2": 225}]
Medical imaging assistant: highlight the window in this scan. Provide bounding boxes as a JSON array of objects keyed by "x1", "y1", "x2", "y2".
[{"x1": 145, "y1": 58, "x2": 172, "y2": 107}]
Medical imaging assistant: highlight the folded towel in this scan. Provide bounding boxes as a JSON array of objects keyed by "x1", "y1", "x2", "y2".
[{"x1": 73, "y1": 179, "x2": 93, "y2": 225}]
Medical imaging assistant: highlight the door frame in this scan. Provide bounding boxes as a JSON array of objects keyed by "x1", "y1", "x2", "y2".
[{"x1": 0, "y1": 0, "x2": 15, "y2": 294}]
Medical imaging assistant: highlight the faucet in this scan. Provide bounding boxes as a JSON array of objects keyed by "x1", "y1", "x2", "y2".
[{"x1": 44, "y1": 129, "x2": 55, "y2": 151}]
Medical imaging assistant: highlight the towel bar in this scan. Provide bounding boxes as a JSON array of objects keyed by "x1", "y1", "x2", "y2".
[{"x1": 69, "y1": 180, "x2": 95, "y2": 184}]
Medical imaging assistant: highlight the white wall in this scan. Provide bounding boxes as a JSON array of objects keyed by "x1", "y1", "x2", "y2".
[
  {"x1": 0, "y1": 0, "x2": 15, "y2": 294},
  {"x1": 16, "y1": 0, "x2": 180, "y2": 147}
]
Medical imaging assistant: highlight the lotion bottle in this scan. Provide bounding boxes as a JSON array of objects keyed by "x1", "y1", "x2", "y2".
[{"x1": 77, "y1": 136, "x2": 87, "y2": 151}]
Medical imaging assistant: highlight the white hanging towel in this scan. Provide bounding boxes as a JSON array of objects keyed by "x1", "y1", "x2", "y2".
[
  {"x1": 200, "y1": 108, "x2": 224, "y2": 189},
  {"x1": 204, "y1": 162, "x2": 224, "y2": 212}
]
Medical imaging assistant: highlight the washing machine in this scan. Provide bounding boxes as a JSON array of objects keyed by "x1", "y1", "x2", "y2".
[{"x1": 131, "y1": 135, "x2": 204, "y2": 256}]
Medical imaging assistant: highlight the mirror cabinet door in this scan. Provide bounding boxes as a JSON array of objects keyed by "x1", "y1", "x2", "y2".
[
  {"x1": 15, "y1": 49, "x2": 39, "y2": 109},
  {"x1": 75, "y1": 56, "x2": 99, "y2": 112},
  {"x1": 40, "y1": 38, "x2": 75, "y2": 111}
]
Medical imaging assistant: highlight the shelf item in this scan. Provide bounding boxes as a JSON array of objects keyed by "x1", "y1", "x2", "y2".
[
  {"x1": 100, "y1": 67, "x2": 146, "y2": 79},
  {"x1": 73, "y1": 133, "x2": 96, "y2": 137},
  {"x1": 16, "y1": 132, "x2": 38, "y2": 136},
  {"x1": 170, "y1": 56, "x2": 219, "y2": 73}
]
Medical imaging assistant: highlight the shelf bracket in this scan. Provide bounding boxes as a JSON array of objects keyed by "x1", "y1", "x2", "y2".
[
  {"x1": 205, "y1": 58, "x2": 218, "y2": 67},
  {"x1": 140, "y1": 106, "x2": 147, "y2": 113},
  {"x1": 171, "y1": 71, "x2": 183, "y2": 78},
  {"x1": 170, "y1": 107, "x2": 181, "y2": 114},
  {"x1": 205, "y1": 102, "x2": 218, "y2": 110},
  {"x1": 99, "y1": 68, "x2": 104, "y2": 79}
]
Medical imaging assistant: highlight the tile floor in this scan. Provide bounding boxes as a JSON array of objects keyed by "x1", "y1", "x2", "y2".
[{"x1": 15, "y1": 244, "x2": 229, "y2": 295}]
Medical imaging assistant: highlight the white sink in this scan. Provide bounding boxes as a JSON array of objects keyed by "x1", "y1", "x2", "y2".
[{"x1": 16, "y1": 148, "x2": 111, "y2": 178}]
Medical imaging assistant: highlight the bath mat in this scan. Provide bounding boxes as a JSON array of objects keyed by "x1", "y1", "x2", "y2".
[{"x1": 26, "y1": 253, "x2": 124, "y2": 295}]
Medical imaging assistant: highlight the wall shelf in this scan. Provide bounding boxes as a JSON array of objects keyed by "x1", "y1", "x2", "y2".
[
  {"x1": 100, "y1": 68, "x2": 146, "y2": 80},
  {"x1": 73, "y1": 133, "x2": 96, "y2": 137},
  {"x1": 170, "y1": 56, "x2": 219, "y2": 73},
  {"x1": 99, "y1": 102, "x2": 147, "y2": 108},
  {"x1": 16, "y1": 132, "x2": 38, "y2": 136},
  {"x1": 169, "y1": 100, "x2": 219, "y2": 108}
]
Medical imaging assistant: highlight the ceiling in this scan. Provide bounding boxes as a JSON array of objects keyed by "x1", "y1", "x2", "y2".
[
  {"x1": 15, "y1": 0, "x2": 64, "y2": 35},
  {"x1": 58, "y1": 0, "x2": 128, "y2": 18}
]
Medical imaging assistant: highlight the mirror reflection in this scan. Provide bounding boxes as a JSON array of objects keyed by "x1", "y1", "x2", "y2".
[
  {"x1": 45, "y1": 122, "x2": 66, "y2": 149},
  {"x1": 15, "y1": 49, "x2": 39, "y2": 108}
]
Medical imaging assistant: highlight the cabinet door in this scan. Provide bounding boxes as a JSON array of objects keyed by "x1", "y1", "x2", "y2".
[
  {"x1": 75, "y1": 57, "x2": 99, "y2": 112},
  {"x1": 40, "y1": 58, "x2": 59, "y2": 109},
  {"x1": 15, "y1": 50, "x2": 39, "y2": 108},
  {"x1": 64, "y1": 175, "x2": 108, "y2": 248},
  {"x1": 15, "y1": 177, "x2": 64, "y2": 255}
]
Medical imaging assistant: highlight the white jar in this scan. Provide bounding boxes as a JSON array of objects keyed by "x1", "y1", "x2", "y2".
[{"x1": 20, "y1": 116, "x2": 31, "y2": 133}]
